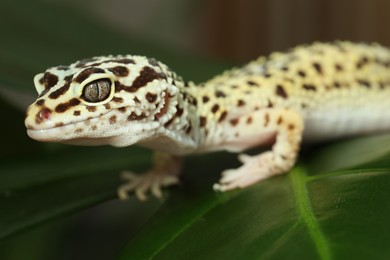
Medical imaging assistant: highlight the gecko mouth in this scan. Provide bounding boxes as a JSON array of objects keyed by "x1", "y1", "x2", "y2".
[{"x1": 26, "y1": 109, "x2": 117, "y2": 142}]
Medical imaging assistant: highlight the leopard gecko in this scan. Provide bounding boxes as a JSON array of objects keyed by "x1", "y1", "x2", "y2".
[{"x1": 24, "y1": 42, "x2": 390, "y2": 200}]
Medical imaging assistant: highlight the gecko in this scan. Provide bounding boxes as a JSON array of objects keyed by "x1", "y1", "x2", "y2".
[{"x1": 24, "y1": 41, "x2": 390, "y2": 200}]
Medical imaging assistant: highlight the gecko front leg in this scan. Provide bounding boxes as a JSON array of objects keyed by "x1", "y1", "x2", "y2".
[
  {"x1": 213, "y1": 109, "x2": 304, "y2": 192},
  {"x1": 118, "y1": 152, "x2": 182, "y2": 201}
]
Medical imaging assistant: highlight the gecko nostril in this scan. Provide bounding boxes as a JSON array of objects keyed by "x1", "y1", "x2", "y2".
[
  {"x1": 38, "y1": 108, "x2": 52, "y2": 121},
  {"x1": 41, "y1": 109, "x2": 51, "y2": 120}
]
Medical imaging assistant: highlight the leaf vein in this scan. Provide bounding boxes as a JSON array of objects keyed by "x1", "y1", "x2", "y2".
[{"x1": 290, "y1": 166, "x2": 332, "y2": 260}]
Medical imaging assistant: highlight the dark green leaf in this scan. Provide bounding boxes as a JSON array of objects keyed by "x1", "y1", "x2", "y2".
[{"x1": 120, "y1": 134, "x2": 390, "y2": 260}]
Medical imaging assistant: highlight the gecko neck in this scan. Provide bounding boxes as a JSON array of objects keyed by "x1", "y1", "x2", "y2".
[{"x1": 138, "y1": 74, "x2": 202, "y2": 155}]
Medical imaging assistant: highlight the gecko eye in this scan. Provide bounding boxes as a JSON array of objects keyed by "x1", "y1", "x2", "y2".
[{"x1": 82, "y1": 78, "x2": 111, "y2": 103}]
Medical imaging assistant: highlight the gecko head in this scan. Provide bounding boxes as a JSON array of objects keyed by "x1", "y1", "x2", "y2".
[{"x1": 25, "y1": 55, "x2": 180, "y2": 147}]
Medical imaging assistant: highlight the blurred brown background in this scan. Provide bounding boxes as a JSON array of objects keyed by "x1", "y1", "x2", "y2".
[{"x1": 64, "y1": 0, "x2": 390, "y2": 62}]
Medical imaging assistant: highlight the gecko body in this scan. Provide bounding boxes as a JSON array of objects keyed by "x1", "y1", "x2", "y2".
[{"x1": 25, "y1": 42, "x2": 390, "y2": 199}]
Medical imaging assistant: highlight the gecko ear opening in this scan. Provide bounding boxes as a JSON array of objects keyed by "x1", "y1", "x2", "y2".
[{"x1": 33, "y1": 73, "x2": 45, "y2": 95}]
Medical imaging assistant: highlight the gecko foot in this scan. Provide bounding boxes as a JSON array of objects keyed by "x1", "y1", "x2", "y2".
[
  {"x1": 213, "y1": 152, "x2": 281, "y2": 192},
  {"x1": 118, "y1": 171, "x2": 179, "y2": 201},
  {"x1": 118, "y1": 152, "x2": 182, "y2": 201}
]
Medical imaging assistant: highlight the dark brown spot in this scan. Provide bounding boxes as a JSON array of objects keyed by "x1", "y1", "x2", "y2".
[
  {"x1": 357, "y1": 79, "x2": 371, "y2": 88},
  {"x1": 246, "y1": 117, "x2": 253, "y2": 124},
  {"x1": 73, "y1": 110, "x2": 81, "y2": 116},
  {"x1": 379, "y1": 81, "x2": 385, "y2": 89},
  {"x1": 264, "y1": 113, "x2": 270, "y2": 126},
  {"x1": 91, "y1": 125, "x2": 98, "y2": 131},
  {"x1": 108, "y1": 66, "x2": 129, "y2": 77},
  {"x1": 55, "y1": 98, "x2": 81, "y2": 113},
  {"x1": 276, "y1": 85, "x2": 288, "y2": 99},
  {"x1": 186, "y1": 122, "x2": 192, "y2": 134},
  {"x1": 288, "y1": 124, "x2": 295, "y2": 130},
  {"x1": 43, "y1": 72, "x2": 59, "y2": 89},
  {"x1": 189, "y1": 96, "x2": 198, "y2": 107},
  {"x1": 64, "y1": 75, "x2": 73, "y2": 82},
  {"x1": 277, "y1": 116, "x2": 283, "y2": 125},
  {"x1": 335, "y1": 63, "x2": 343, "y2": 72},
  {"x1": 230, "y1": 118, "x2": 239, "y2": 126},
  {"x1": 265, "y1": 73, "x2": 272, "y2": 78},
  {"x1": 333, "y1": 81, "x2": 341, "y2": 88},
  {"x1": 267, "y1": 100, "x2": 273, "y2": 108},
  {"x1": 133, "y1": 96, "x2": 141, "y2": 103},
  {"x1": 247, "y1": 80, "x2": 259, "y2": 87},
  {"x1": 218, "y1": 111, "x2": 227, "y2": 122},
  {"x1": 164, "y1": 117, "x2": 175, "y2": 127},
  {"x1": 118, "y1": 107, "x2": 127, "y2": 113},
  {"x1": 215, "y1": 90, "x2": 226, "y2": 98},
  {"x1": 112, "y1": 97, "x2": 124, "y2": 103},
  {"x1": 237, "y1": 100, "x2": 245, "y2": 107},
  {"x1": 202, "y1": 96, "x2": 210, "y2": 103},
  {"x1": 146, "y1": 92, "x2": 158, "y2": 103},
  {"x1": 282, "y1": 66, "x2": 289, "y2": 71},
  {"x1": 36, "y1": 99, "x2": 45, "y2": 106},
  {"x1": 86, "y1": 106, "x2": 97, "y2": 112},
  {"x1": 55, "y1": 122, "x2": 64, "y2": 127},
  {"x1": 155, "y1": 92, "x2": 170, "y2": 119},
  {"x1": 48, "y1": 82, "x2": 70, "y2": 99},
  {"x1": 312, "y1": 62, "x2": 323, "y2": 74},
  {"x1": 127, "y1": 112, "x2": 146, "y2": 121},
  {"x1": 175, "y1": 105, "x2": 184, "y2": 117},
  {"x1": 200, "y1": 116, "x2": 207, "y2": 127},
  {"x1": 115, "y1": 82, "x2": 128, "y2": 92},
  {"x1": 75, "y1": 128, "x2": 83, "y2": 134},
  {"x1": 128, "y1": 66, "x2": 166, "y2": 92},
  {"x1": 356, "y1": 56, "x2": 369, "y2": 69},
  {"x1": 74, "y1": 67, "x2": 105, "y2": 83},
  {"x1": 211, "y1": 104, "x2": 219, "y2": 113},
  {"x1": 302, "y1": 84, "x2": 316, "y2": 91},
  {"x1": 104, "y1": 103, "x2": 111, "y2": 110},
  {"x1": 109, "y1": 115, "x2": 117, "y2": 124},
  {"x1": 297, "y1": 70, "x2": 306, "y2": 78}
]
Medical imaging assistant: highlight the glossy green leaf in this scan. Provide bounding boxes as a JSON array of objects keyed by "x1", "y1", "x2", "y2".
[{"x1": 120, "y1": 135, "x2": 390, "y2": 259}]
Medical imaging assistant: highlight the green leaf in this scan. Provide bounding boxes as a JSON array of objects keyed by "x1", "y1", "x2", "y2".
[{"x1": 119, "y1": 134, "x2": 390, "y2": 259}]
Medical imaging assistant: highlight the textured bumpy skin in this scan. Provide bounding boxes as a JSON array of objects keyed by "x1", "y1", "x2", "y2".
[{"x1": 25, "y1": 42, "x2": 390, "y2": 200}]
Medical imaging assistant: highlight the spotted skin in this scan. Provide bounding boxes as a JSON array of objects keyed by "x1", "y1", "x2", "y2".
[{"x1": 25, "y1": 42, "x2": 390, "y2": 199}]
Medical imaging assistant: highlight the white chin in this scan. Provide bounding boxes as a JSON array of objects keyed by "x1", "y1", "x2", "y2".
[
  {"x1": 27, "y1": 128, "x2": 63, "y2": 142},
  {"x1": 27, "y1": 128, "x2": 119, "y2": 146}
]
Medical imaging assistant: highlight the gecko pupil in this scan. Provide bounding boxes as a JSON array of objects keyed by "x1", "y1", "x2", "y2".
[{"x1": 82, "y1": 79, "x2": 111, "y2": 102}]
